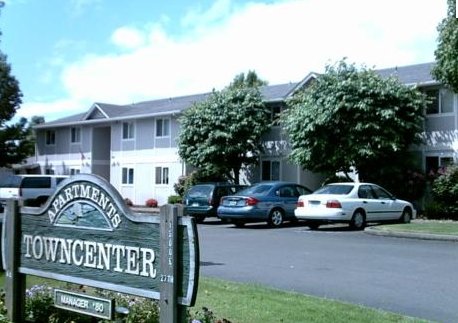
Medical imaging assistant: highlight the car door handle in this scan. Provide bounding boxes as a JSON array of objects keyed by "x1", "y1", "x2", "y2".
[{"x1": 362, "y1": 201, "x2": 368, "y2": 203}]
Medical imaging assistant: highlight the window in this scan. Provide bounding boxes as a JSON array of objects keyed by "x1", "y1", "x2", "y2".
[
  {"x1": 425, "y1": 88, "x2": 454, "y2": 114},
  {"x1": 45, "y1": 130, "x2": 55, "y2": 145},
  {"x1": 156, "y1": 119, "x2": 170, "y2": 137},
  {"x1": 426, "y1": 156, "x2": 454, "y2": 174},
  {"x1": 122, "y1": 167, "x2": 134, "y2": 184},
  {"x1": 155, "y1": 167, "x2": 169, "y2": 184},
  {"x1": 271, "y1": 106, "x2": 281, "y2": 125},
  {"x1": 122, "y1": 122, "x2": 135, "y2": 139},
  {"x1": 70, "y1": 168, "x2": 80, "y2": 175},
  {"x1": 70, "y1": 127, "x2": 81, "y2": 143},
  {"x1": 261, "y1": 160, "x2": 280, "y2": 181}
]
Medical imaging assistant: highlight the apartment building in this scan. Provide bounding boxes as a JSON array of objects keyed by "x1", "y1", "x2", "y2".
[{"x1": 32, "y1": 62, "x2": 456, "y2": 205}]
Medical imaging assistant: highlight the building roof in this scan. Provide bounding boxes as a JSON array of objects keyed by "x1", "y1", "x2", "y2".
[
  {"x1": 376, "y1": 62, "x2": 437, "y2": 86},
  {"x1": 35, "y1": 62, "x2": 437, "y2": 129}
]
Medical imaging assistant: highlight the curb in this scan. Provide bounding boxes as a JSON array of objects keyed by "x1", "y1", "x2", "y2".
[{"x1": 364, "y1": 226, "x2": 458, "y2": 242}]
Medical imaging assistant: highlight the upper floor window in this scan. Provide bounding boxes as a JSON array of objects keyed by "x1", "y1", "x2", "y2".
[
  {"x1": 155, "y1": 166, "x2": 169, "y2": 184},
  {"x1": 45, "y1": 130, "x2": 56, "y2": 145},
  {"x1": 122, "y1": 122, "x2": 135, "y2": 140},
  {"x1": 70, "y1": 127, "x2": 81, "y2": 143},
  {"x1": 271, "y1": 106, "x2": 281, "y2": 125},
  {"x1": 425, "y1": 88, "x2": 454, "y2": 114},
  {"x1": 122, "y1": 167, "x2": 134, "y2": 184},
  {"x1": 156, "y1": 118, "x2": 170, "y2": 137}
]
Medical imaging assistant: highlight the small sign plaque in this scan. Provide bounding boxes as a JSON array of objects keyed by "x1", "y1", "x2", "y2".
[{"x1": 54, "y1": 289, "x2": 114, "y2": 320}]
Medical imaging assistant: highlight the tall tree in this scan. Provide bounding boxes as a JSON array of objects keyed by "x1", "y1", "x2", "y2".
[
  {"x1": 282, "y1": 60, "x2": 426, "y2": 192},
  {"x1": 178, "y1": 72, "x2": 270, "y2": 184},
  {"x1": 432, "y1": 0, "x2": 458, "y2": 93}
]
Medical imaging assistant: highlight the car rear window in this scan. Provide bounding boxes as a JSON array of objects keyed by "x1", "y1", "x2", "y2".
[
  {"x1": 188, "y1": 185, "x2": 213, "y2": 198},
  {"x1": 237, "y1": 184, "x2": 273, "y2": 196},
  {"x1": 315, "y1": 184, "x2": 353, "y2": 195},
  {"x1": 21, "y1": 177, "x2": 51, "y2": 188}
]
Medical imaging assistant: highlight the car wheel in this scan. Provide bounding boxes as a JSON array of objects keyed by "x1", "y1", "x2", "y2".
[
  {"x1": 399, "y1": 208, "x2": 411, "y2": 224},
  {"x1": 234, "y1": 220, "x2": 245, "y2": 228},
  {"x1": 193, "y1": 216, "x2": 205, "y2": 224},
  {"x1": 308, "y1": 222, "x2": 320, "y2": 230},
  {"x1": 350, "y1": 210, "x2": 366, "y2": 230},
  {"x1": 268, "y1": 209, "x2": 284, "y2": 227}
]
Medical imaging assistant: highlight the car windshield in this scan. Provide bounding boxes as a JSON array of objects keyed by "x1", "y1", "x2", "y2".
[
  {"x1": 237, "y1": 184, "x2": 273, "y2": 196},
  {"x1": 314, "y1": 184, "x2": 354, "y2": 195},
  {"x1": 187, "y1": 185, "x2": 213, "y2": 198}
]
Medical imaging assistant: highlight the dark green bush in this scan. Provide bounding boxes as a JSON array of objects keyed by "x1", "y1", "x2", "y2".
[
  {"x1": 168, "y1": 195, "x2": 183, "y2": 204},
  {"x1": 430, "y1": 165, "x2": 458, "y2": 220}
]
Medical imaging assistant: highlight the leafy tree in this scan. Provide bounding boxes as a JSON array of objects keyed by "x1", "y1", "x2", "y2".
[
  {"x1": 178, "y1": 72, "x2": 270, "y2": 184},
  {"x1": 230, "y1": 70, "x2": 268, "y2": 88},
  {"x1": 432, "y1": 0, "x2": 458, "y2": 93},
  {"x1": 282, "y1": 60, "x2": 427, "y2": 195}
]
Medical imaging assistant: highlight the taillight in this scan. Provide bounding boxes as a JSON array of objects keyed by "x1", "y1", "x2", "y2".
[
  {"x1": 208, "y1": 198, "x2": 214, "y2": 206},
  {"x1": 326, "y1": 200, "x2": 342, "y2": 208},
  {"x1": 245, "y1": 197, "x2": 259, "y2": 206},
  {"x1": 297, "y1": 200, "x2": 304, "y2": 207}
]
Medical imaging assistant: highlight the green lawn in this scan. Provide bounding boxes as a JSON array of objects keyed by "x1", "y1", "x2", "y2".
[
  {"x1": 376, "y1": 220, "x2": 458, "y2": 235},
  {"x1": 0, "y1": 274, "x2": 435, "y2": 323}
]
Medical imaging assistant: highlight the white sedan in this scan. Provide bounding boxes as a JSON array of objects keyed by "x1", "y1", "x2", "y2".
[{"x1": 294, "y1": 182, "x2": 416, "y2": 230}]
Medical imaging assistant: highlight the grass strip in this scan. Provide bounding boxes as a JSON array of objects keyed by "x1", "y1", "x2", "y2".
[
  {"x1": 191, "y1": 277, "x2": 434, "y2": 323},
  {"x1": 376, "y1": 221, "x2": 458, "y2": 236}
]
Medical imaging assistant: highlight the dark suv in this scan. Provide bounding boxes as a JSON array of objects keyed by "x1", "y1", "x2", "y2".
[{"x1": 183, "y1": 183, "x2": 246, "y2": 223}]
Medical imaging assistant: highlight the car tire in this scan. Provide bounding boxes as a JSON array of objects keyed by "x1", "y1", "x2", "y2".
[
  {"x1": 350, "y1": 210, "x2": 366, "y2": 230},
  {"x1": 193, "y1": 216, "x2": 205, "y2": 224},
  {"x1": 308, "y1": 222, "x2": 320, "y2": 230},
  {"x1": 234, "y1": 220, "x2": 245, "y2": 228},
  {"x1": 399, "y1": 208, "x2": 412, "y2": 224},
  {"x1": 268, "y1": 208, "x2": 284, "y2": 228}
]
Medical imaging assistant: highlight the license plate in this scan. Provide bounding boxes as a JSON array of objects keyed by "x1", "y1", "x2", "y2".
[
  {"x1": 229, "y1": 200, "x2": 237, "y2": 206},
  {"x1": 308, "y1": 201, "x2": 320, "y2": 207},
  {"x1": 192, "y1": 203, "x2": 199, "y2": 207}
]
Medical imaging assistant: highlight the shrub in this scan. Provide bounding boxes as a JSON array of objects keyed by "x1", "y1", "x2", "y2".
[
  {"x1": 124, "y1": 198, "x2": 134, "y2": 206},
  {"x1": 0, "y1": 284, "x2": 229, "y2": 323},
  {"x1": 168, "y1": 195, "x2": 183, "y2": 204},
  {"x1": 430, "y1": 165, "x2": 458, "y2": 219},
  {"x1": 145, "y1": 198, "x2": 158, "y2": 207}
]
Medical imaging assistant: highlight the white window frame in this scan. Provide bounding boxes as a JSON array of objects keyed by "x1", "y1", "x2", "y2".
[
  {"x1": 425, "y1": 87, "x2": 454, "y2": 115},
  {"x1": 155, "y1": 166, "x2": 169, "y2": 185},
  {"x1": 45, "y1": 130, "x2": 56, "y2": 146},
  {"x1": 122, "y1": 121, "x2": 135, "y2": 140},
  {"x1": 70, "y1": 127, "x2": 81, "y2": 144},
  {"x1": 155, "y1": 118, "x2": 170, "y2": 138},
  {"x1": 122, "y1": 167, "x2": 134, "y2": 185}
]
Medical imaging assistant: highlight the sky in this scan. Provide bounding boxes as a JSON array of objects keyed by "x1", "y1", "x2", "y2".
[{"x1": 0, "y1": 0, "x2": 449, "y2": 122}]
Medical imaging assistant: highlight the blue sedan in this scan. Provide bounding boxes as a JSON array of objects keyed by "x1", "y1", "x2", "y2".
[{"x1": 217, "y1": 181, "x2": 312, "y2": 227}]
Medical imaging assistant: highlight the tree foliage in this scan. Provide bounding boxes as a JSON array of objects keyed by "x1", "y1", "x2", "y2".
[
  {"x1": 432, "y1": 0, "x2": 458, "y2": 93},
  {"x1": 0, "y1": 53, "x2": 38, "y2": 167},
  {"x1": 282, "y1": 60, "x2": 427, "y2": 188},
  {"x1": 178, "y1": 72, "x2": 270, "y2": 184}
]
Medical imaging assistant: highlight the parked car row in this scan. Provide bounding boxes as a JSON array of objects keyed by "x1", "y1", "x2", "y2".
[{"x1": 184, "y1": 181, "x2": 417, "y2": 230}]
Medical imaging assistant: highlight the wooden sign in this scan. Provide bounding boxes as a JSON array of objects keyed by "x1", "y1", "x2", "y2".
[{"x1": 2, "y1": 173, "x2": 199, "y2": 322}]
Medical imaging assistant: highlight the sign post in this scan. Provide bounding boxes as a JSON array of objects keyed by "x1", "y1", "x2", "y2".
[{"x1": 1, "y1": 174, "x2": 199, "y2": 322}]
